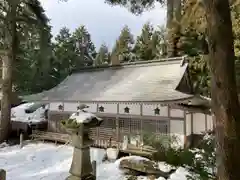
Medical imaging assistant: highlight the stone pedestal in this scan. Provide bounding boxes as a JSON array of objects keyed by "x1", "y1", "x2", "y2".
[{"x1": 66, "y1": 126, "x2": 95, "y2": 180}]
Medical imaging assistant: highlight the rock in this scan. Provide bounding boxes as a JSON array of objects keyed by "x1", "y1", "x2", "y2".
[{"x1": 119, "y1": 156, "x2": 176, "y2": 179}]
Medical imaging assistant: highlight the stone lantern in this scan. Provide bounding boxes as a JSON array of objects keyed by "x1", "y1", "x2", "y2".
[{"x1": 61, "y1": 108, "x2": 103, "y2": 180}]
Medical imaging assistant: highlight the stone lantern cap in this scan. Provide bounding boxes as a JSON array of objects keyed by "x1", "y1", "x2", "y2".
[{"x1": 61, "y1": 109, "x2": 103, "y2": 130}]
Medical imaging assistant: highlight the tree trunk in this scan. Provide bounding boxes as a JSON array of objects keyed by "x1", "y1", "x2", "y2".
[
  {"x1": 203, "y1": 0, "x2": 240, "y2": 180},
  {"x1": 0, "y1": 2, "x2": 18, "y2": 142},
  {"x1": 174, "y1": 0, "x2": 181, "y2": 22},
  {"x1": 166, "y1": 0, "x2": 182, "y2": 57},
  {"x1": 166, "y1": 0, "x2": 174, "y2": 57}
]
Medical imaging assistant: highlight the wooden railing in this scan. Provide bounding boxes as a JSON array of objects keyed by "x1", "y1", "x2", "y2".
[{"x1": 31, "y1": 130, "x2": 70, "y2": 144}]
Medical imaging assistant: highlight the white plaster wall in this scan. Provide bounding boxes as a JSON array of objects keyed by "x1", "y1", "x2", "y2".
[
  {"x1": 193, "y1": 113, "x2": 206, "y2": 134},
  {"x1": 63, "y1": 102, "x2": 79, "y2": 112},
  {"x1": 170, "y1": 109, "x2": 184, "y2": 118},
  {"x1": 142, "y1": 104, "x2": 168, "y2": 116},
  {"x1": 170, "y1": 120, "x2": 184, "y2": 148},
  {"x1": 185, "y1": 113, "x2": 192, "y2": 135},
  {"x1": 84, "y1": 103, "x2": 97, "y2": 113},
  {"x1": 98, "y1": 103, "x2": 117, "y2": 113},
  {"x1": 119, "y1": 103, "x2": 140, "y2": 115},
  {"x1": 207, "y1": 115, "x2": 213, "y2": 131},
  {"x1": 49, "y1": 102, "x2": 63, "y2": 111}
]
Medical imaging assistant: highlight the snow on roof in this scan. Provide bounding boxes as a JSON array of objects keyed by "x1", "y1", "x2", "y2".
[{"x1": 4, "y1": 103, "x2": 47, "y2": 123}]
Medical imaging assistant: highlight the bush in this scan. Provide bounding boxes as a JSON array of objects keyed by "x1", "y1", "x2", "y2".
[
  {"x1": 142, "y1": 132, "x2": 216, "y2": 180},
  {"x1": 61, "y1": 118, "x2": 81, "y2": 129}
]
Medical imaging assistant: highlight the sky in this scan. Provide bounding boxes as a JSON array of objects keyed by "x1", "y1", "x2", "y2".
[{"x1": 40, "y1": 0, "x2": 166, "y2": 49}]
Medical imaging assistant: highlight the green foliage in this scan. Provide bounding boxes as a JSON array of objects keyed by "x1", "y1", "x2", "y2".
[
  {"x1": 111, "y1": 25, "x2": 134, "y2": 62},
  {"x1": 105, "y1": 0, "x2": 165, "y2": 15},
  {"x1": 0, "y1": 0, "x2": 55, "y2": 94},
  {"x1": 51, "y1": 27, "x2": 76, "y2": 81},
  {"x1": 61, "y1": 118, "x2": 81, "y2": 129},
  {"x1": 143, "y1": 132, "x2": 216, "y2": 180},
  {"x1": 95, "y1": 43, "x2": 110, "y2": 65},
  {"x1": 72, "y1": 25, "x2": 97, "y2": 68},
  {"x1": 134, "y1": 22, "x2": 163, "y2": 60}
]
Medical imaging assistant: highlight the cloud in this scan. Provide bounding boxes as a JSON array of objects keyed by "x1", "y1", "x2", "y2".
[{"x1": 40, "y1": 0, "x2": 166, "y2": 49}]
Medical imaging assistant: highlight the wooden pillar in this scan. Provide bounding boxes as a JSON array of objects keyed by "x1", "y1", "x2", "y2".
[
  {"x1": 47, "y1": 103, "x2": 51, "y2": 132},
  {"x1": 140, "y1": 103, "x2": 143, "y2": 143},
  {"x1": 96, "y1": 103, "x2": 99, "y2": 145},
  {"x1": 167, "y1": 105, "x2": 171, "y2": 134},
  {"x1": 183, "y1": 110, "x2": 187, "y2": 148},
  {"x1": 116, "y1": 103, "x2": 120, "y2": 148},
  {"x1": 167, "y1": 105, "x2": 171, "y2": 148},
  {"x1": 20, "y1": 133, "x2": 23, "y2": 148},
  {"x1": 205, "y1": 114, "x2": 208, "y2": 131},
  {"x1": 92, "y1": 160, "x2": 96, "y2": 179},
  {"x1": 191, "y1": 113, "x2": 193, "y2": 134}
]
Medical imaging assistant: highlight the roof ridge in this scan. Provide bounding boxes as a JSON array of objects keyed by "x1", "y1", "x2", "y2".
[{"x1": 71, "y1": 56, "x2": 188, "y2": 74}]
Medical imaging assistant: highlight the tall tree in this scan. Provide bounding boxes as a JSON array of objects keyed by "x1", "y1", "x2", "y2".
[
  {"x1": 52, "y1": 27, "x2": 76, "y2": 81},
  {"x1": 0, "y1": 0, "x2": 49, "y2": 142},
  {"x1": 134, "y1": 22, "x2": 155, "y2": 60},
  {"x1": 154, "y1": 25, "x2": 167, "y2": 58},
  {"x1": 95, "y1": 43, "x2": 110, "y2": 66},
  {"x1": 105, "y1": 0, "x2": 181, "y2": 57},
  {"x1": 134, "y1": 22, "x2": 165, "y2": 60},
  {"x1": 72, "y1": 25, "x2": 96, "y2": 68},
  {"x1": 202, "y1": 0, "x2": 240, "y2": 179},
  {"x1": 110, "y1": 25, "x2": 134, "y2": 63}
]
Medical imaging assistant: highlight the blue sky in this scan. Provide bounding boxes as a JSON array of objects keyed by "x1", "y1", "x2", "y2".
[{"x1": 40, "y1": 0, "x2": 166, "y2": 49}]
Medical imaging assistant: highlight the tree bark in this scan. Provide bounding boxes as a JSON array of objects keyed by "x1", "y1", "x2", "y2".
[
  {"x1": 174, "y1": 0, "x2": 181, "y2": 22},
  {"x1": 166, "y1": 0, "x2": 182, "y2": 57},
  {"x1": 0, "y1": 1, "x2": 18, "y2": 142},
  {"x1": 203, "y1": 0, "x2": 240, "y2": 180},
  {"x1": 166, "y1": 0, "x2": 174, "y2": 57}
]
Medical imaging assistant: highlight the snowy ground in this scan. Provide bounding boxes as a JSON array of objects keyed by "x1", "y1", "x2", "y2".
[{"x1": 0, "y1": 142, "x2": 189, "y2": 180}]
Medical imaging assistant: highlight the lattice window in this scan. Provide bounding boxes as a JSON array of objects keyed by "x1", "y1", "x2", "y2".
[
  {"x1": 100, "y1": 117, "x2": 116, "y2": 129},
  {"x1": 130, "y1": 119, "x2": 141, "y2": 133},
  {"x1": 142, "y1": 119, "x2": 157, "y2": 134},
  {"x1": 156, "y1": 120, "x2": 168, "y2": 134}
]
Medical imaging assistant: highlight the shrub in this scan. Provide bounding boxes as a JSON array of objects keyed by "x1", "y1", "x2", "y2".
[
  {"x1": 61, "y1": 118, "x2": 81, "y2": 129},
  {"x1": 142, "y1": 132, "x2": 216, "y2": 180}
]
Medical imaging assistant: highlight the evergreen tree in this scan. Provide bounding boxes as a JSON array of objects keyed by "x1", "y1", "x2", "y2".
[
  {"x1": 0, "y1": 0, "x2": 49, "y2": 142},
  {"x1": 111, "y1": 25, "x2": 134, "y2": 63},
  {"x1": 53, "y1": 27, "x2": 76, "y2": 81},
  {"x1": 95, "y1": 43, "x2": 110, "y2": 66},
  {"x1": 14, "y1": 24, "x2": 54, "y2": 94},
  {"x1": 72, "y1": 25, "x2": 96, "y2": 68},
  {"x1": 154, "y1": 25, "x2": 167, "y2": 58},
  {"x1": 134, "y1": 22, "x2": 163, "y2": 60}
]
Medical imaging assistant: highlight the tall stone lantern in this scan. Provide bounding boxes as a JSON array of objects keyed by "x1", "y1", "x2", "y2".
[{"x1": 61, "y1": 105, "x2": 103, "y2": 180}]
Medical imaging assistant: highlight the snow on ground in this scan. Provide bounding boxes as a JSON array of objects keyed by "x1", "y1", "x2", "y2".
[{"x1": 0, "y1": 142, "x2": 189, "y2": 180}]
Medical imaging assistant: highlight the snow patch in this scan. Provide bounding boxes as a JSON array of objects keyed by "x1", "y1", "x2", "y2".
[
  {"x1": 69, "y1": 110, "x2": 102, "y2": 123},
  {"x1": 0, "y1": 103, "x2": 47, "y2": 123},
  {"x1": 0, "y1": 143, "x2": 189, "y2": 180}
]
